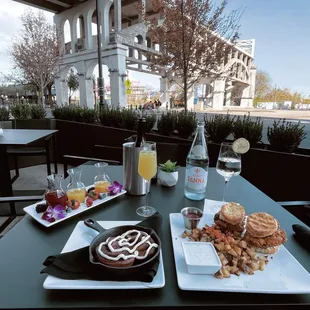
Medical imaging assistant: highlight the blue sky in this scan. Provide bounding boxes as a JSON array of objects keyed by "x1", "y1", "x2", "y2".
[
  {"x1": 131, "y1": 0, "x2": 310, "y2": 95},
  {"x1": 1, "y1": 0, "x2": 310, "y2": 95},
  {"x1": 226, "y1": 0, "x2": 310, "y2": 96}
]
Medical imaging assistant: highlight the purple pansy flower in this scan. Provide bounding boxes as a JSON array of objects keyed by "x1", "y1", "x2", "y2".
[
  {"x1": 107, "y1": 181, "x2": 123, "y2": 196},
  {"x1": 41, "y1": 205, "x2": 67, "y2": 223}
]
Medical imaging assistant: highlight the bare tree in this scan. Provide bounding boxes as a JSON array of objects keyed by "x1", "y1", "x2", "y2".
[
  {"x1": 147, "y1": 0, "x2": 241, "y2": 112},
  {"x1": 67, "y1": 68, "x2": 79, "y2": 104},
  {"x1": 10, "y1": 9, "x2": 61, "y2": 105},
  {"x1": 255, "y1": 70, "x2": 272, "y2": 99}
]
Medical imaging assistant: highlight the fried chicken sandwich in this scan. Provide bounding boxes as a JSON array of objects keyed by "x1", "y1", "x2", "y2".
[
  {"x1": 244, "y1": 212, "x2": 287, "y2": 254},
  {"x1": 214, "y1": 202, "x2": 246, "y2": 237}
]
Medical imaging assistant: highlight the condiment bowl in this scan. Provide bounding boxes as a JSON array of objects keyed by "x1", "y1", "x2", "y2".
[
  {"x1": 181, "y1": 207, "x2": 203, "y2": 230},
  {"x1": 182, "y1": 241, "x2": 221, "y2": 274}
]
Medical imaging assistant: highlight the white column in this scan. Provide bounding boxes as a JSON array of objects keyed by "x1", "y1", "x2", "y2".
[
  {"x1": 70, "y1": 18, "x2": 77, "y2": 53},
  {"x1": 240, "y1": 86, "x2": 250, "y2": 107},
  {"x1": 114, "y1": 0, "x2": 121, "y2": 32},
  {"x1": 138, "y1": 0, "x2": 146, "y2": 22},
  {"x1": 225, "y1": 82, "x2": 233, "y2": 106},
  {"x1": 79, "y1": 74, "x2": 94, "y2": 108},
  {"x1": 212, "y1": 78, "x2": 226, "y2": 109},
  {"x1": 60, "y1": 78, "x2": 69, "y2": 105},
  {"x1": 160, "y1": 77, "x2": 170, "y2": 109},
  {"x1": 55, "y1": 77, "x2": 63, "y2": 105},
  {"x1": 108, "y1": 52, "x2": 127, "y2": 107},
  {"x1": 187, "y1": 86, "x2": 195, "y2": 111},
  {"x1": 86, "y1": 11, "x2": 93, "y2": 49},
  {"x1": 98, "y1": 0, "x2": 113, "y2": 47}
]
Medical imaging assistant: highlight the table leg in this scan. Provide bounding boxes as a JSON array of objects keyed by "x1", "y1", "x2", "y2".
[{"x1": 0, "y1": 145, "x2": 16, "y2": 215}]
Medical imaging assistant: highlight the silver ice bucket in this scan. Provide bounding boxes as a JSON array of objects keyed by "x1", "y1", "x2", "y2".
[{"x1": 123, "y1": 142, "x2": 149, "y2": 195}]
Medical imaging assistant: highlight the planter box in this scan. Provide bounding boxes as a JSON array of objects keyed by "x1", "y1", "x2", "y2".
[
  {"x1": 0, "y1": 120, "x2": 13, "y2": 129},
  {"x1": 241, "y1": 148, "x2": 310, "y2": 202},
  {"x1": 13, "y1": 119, "x2": 51, "y2": 130},
  {"x1": 55, "y1": 120, "x2": 194, "y2": 163},
  {"x1": 54, "y1": 119, "x2": 310, "y2": 202}
]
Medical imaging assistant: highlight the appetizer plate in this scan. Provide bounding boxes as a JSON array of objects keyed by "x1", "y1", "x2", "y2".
[
  {"x1": 24, "y1": 186, "x2": 126, "y2": 227},
  {"x1": 170, "y1": 213, "x2": 310, "y2": 294},
  {"x1": 43, "y1": 220, "x2": 165, "y2": 289}
]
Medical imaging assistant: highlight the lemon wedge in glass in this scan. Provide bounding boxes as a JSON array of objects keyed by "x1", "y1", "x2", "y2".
[{"x1": 232, "y1": 138, "x2": 250, "y2": 154}]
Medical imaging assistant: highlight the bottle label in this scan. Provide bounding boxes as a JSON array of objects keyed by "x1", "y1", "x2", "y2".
[{"x1": 185, "y1": 167, "x2": 208, "y2": 190}]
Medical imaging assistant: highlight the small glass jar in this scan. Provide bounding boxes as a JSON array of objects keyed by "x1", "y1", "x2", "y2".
[
  {"x1": 94, "y1": 162, "x2": 112, "y2": 193},
  {"x1": 66, "y1": 167, "x2": 86, "y2": 203},
  {"x1": 45, "y1": 174, "x2": 67, "y2": 207}
]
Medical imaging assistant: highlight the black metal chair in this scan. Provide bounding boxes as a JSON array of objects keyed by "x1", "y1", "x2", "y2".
[
  {"x1": 0, "y1": 195, "x2": 44, "y2": 237},
  {"x1": 7, "y1": 134, "x2": 57, "y2": 183},
  {"x1": 277, "y1": 201, "x2": 310, "y2": 227},
  {"x1": 63, "y1": 155, "x2": 121, "y2": 178}
]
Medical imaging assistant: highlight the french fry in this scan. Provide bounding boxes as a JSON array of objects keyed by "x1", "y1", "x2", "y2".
[{"x1": 259, "y1": 260, "x2": 265, "y2": 271}]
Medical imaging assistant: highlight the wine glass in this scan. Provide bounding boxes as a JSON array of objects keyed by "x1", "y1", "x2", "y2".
[
  {"x1": 136, "y1": 141, "x2": 157, "y2": 217},
  {"x1": 216, "y1": 142, "x2": 241, "y2": 201}
]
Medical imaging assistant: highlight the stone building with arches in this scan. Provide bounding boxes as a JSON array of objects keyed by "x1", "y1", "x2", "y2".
[{"x1": 14, "y1": 0, "x2": 256, "y2": 109}]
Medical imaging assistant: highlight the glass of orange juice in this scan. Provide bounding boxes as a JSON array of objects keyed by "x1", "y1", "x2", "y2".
[
  {"x1": 94, "y1": 162, "x2": 111, "y2": 193},
  {"x1": 66, "y1": 168, "x2": 86, "y2": 203},
  {"x1": 136, "y1": 141, "x2": 157, "y2": 217}
]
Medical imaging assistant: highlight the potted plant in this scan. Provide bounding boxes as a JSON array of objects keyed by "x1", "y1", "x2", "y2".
[
  {"x1": 158, "y1": 160, "x2": 179, "y2": 187},
  {"x1": 267, "y1": 118, "x2": 306, "y2": 153}
]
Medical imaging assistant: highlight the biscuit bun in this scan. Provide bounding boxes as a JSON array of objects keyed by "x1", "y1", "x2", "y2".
[
  {"x1": 246, "y1": 212, "x2": 278, "y2": 238},
  {"x1": 219, "y1": 202, "x2": 245, "y2": 225},
  {"x1": 254, "y1": 246, "x2": 280, "y2": 255}
]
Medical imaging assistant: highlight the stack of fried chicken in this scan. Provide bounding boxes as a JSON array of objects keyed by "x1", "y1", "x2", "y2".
[
  {"x1": 214, "y1": 202, "x2": 287, "y2": 254},
  {"x1": 183, "y1": 202, "x2": 287, "y2": 278}
]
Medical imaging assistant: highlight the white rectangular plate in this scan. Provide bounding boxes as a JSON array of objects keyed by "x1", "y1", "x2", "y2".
[
  {"x1": 24, "y1": 186, "x2": 126, "y2": 227},
  {"x1": 170, "y1": 213, "x2": 310, "y2": 294},
  {"x1": 43, "y1": 220, "x2": 165, "y2": 289}
]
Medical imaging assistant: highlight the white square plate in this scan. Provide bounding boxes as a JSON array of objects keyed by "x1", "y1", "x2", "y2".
[
  {"x1": 170, "y1": 213, "x2": 310, "y2": 294},
  {"x1": 43, "y1": 220, "x2": 165, "y2": 289},
  {"x1": 24, "y1": 186, "x2": 126, "y2": 227}
]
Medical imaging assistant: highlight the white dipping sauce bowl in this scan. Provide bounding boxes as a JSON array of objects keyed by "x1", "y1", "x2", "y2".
[{"x1": 182, "y1": 242, "x2": 222, "y2": 274}]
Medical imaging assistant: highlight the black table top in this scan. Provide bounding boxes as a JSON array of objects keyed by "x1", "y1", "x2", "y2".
[
  {"x1": 0, "y1": 129, "x2": 57, "y2": 146},
  {"x1": 0, "y1": 166, "x2": 309, "y2": 309}
]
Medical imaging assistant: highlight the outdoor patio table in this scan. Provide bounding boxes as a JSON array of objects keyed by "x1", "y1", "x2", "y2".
[
  {"x1": 0, "y1": 165, "x2": 309, "y2": 310},
  {"x1": 0, "y1": 129, "x2": 58, "y2": 199}
]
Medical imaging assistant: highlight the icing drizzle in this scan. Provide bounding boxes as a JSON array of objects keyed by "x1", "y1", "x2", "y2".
[{"x1": 97, "y1": 230, "x2": 158, "y2": 262}]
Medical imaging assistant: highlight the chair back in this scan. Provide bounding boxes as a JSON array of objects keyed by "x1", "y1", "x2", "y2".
[{"x1": 94, "y1": 145, "x2": 123, "y2": 164}]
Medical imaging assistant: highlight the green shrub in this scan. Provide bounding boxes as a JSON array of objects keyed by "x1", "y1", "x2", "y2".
[
  {"x1": 205, "y1": 113, "x2": 235, "y2": 143},
  {"x1": 0, "y1": 106, "x2": 10, "y2": 121},
  {"x1": 121, "y1": 109, "x2": 138, "y2": 130},
  {"x1": 10, "y1": 103, "x2": 31, "y2": 120},
  {"x1": 77, "y1": 107, "x2": 98, "y2": 124},
  {"x1": 30, "y1": 104, "x2": 46, "y2": 119},
  {"x1": 233, "y1": 114, "x2": 263, "y2": 146},
  {"x1": 99, "y1": 107, "x2": 123, "y2": 128},
  {"x1": 52, "y1": 106, "x2": 97, "y2": 124},
  {"x1": 175, "y1": 111, "x2": 196, "y2": 139},
  {"x1": 157, "y1": 111, "x2": 177, "y2": 136},
  {"x1": 144, "y1": 114, "x2": 156, "y2": 133},
  {"x1": 267, "y1": 119, "x2": 306, "y2": 153},
  {"x1": 52, "y1": 106, "x2": 79, "y2": 121}
]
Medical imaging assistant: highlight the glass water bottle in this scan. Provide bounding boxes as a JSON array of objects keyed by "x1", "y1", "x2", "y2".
[{"x1": 184, "y1": 120, "x2": 209, "y2": 200}]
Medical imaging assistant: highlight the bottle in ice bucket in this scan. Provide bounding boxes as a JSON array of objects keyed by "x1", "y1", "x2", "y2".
[{"x1": 184, "y1": 120, "x2": 209, "y2": 200}]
